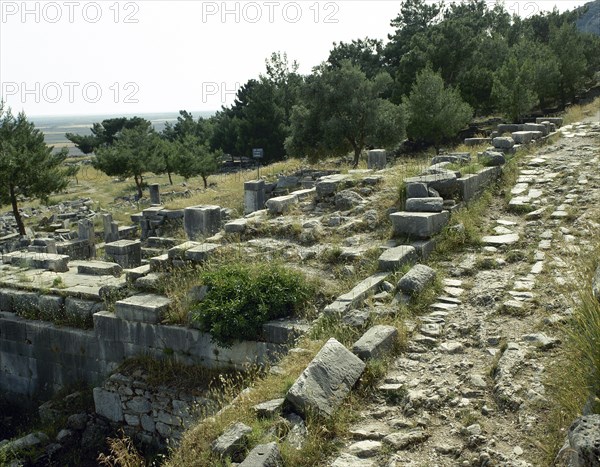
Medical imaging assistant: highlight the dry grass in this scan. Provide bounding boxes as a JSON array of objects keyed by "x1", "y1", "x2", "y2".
[{"x1": 562, "y1": 96, "x2": 600, "y2": 125}]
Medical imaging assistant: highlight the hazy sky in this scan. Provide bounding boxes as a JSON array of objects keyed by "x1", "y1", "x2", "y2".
[{"x1": 0, "y1": 0, "x2": 589, "y2": 116}]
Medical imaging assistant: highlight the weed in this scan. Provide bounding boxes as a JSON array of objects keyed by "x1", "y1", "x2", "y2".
[{"x1": 190, "y1": 260, "x2": 317, "y2": 347}]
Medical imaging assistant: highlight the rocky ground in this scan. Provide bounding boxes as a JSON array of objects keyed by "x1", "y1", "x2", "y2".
[{"x1": 327, "y1": 117, "x2": 600, "y2": 466}]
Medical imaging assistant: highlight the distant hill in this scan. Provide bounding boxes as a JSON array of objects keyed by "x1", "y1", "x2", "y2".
[{"x1": 577, "y1": 0, "x2": 600, "y2": 35}]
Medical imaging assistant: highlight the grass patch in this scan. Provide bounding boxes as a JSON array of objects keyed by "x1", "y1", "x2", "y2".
[
  {"x1": 562, "y1": 96, "x2": 600, "y2": 125},
  {"x1": 433, "y1": 190, "x2": 492, "y2": 256}
]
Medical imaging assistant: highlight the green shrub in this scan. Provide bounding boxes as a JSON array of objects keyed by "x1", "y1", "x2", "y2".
[{"x1": 190, "y1": 262, "x2": 315, "y2": 347}]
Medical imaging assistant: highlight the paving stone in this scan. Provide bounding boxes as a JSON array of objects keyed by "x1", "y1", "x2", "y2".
[
  {"x1": 347, "y1": 440, "x2": 382, "y2": 458},
  {"x1": 383, "y1": 430, "x2": 430, "y2": 450},
  {"x1": 482, "y1": 233, "x2": 519, "y2": 245},
  {"x1": 349, "y1": 422, "x2": 392, "y2": 440},
  {"x1": 331, "y1": 453, "x2": 376, "y2": 467}
]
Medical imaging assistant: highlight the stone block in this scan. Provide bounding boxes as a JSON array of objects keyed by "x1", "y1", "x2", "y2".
[
  {"x1": 315, "y1": 174, "x2": 352, "y2": 199},
  {"x1": 149, "y1": 253, "x2": 170, "y2": 271},
  {"x1": 244, "y1": 180, "x2": 266, "y2": 214},
  {"x1": 262, "y1": 319, "x2": 309, "y2": 344},
  {"x1": 567, "y1": 415, "x2": 600, "y2": 467},
  {"x1": 390, "y1": 211, "x2": 450, "y2": 239},
  {"x1": 511, "y1": 131, "x2": 534, "y2": 144},
  {"x1": 184, "y1": 243, "x2": 220, "y2": 263},
  {"x1": 492, "y1": 136, "x2": 515, "y2": 149},
  {"x1": 405, "y1": 182, "x2": 428, "y2": 199},
  {"x1": 114, "y1": 294, "x2": 171, "y2": 324},
  {"x1": 65, "y1": 298, "x2": 103, "y2": 321},
  {"x1": 404, "y1": 173, "x2": 458, "y2": 198},
  {"x1": 378, "y1": 245, "x2": 417, "y2": 272},
  {"x1": 523, "y1": 122, "x2": 548, "y2": 136},
  {"x1": 480, "y1": 150, "x2": 506, "y2": 167},
  {"x1": 464, "y1": 137, "x2": 491, "y2": 146},
  {"x1": 405, "y1": 197, "x2": 443, "y2": 213},
  {"x1": 536, "y1": 117, "x2": 562, "y2": 127},
  {"x1": 239, "y1": 442, "x2": 283, "y2": 467},
  {"x1": 105, "y1": 240, "x2": 142, "y2": 268},
  {"x1": 125, "y1": 264, "x2": 151, "y2": 282},
  {"x1": 431, "y1": 153, "x2": 471, "y2": 165},
  {"x1": 411, "y1": 239, "x2": 436, "y2": 260},
  {"x1": 167, "y1": 241, "x2": 203, "y2": 260},
  {"x1": 367, "y1": 149, "x2": 386, "y2": 170},
  {"x1": 497, "y1": 124, "x2": 522, "y2": 134},
  {"x1": 11, "y1": 290, "x2": 39, "y2": 314},
  {"x1": 337, "y1": 272, "x2": 390, "y2": 307},
  {"x1": 225, "y1": 218, "x2": 248, "y2": 233},
  {"x1": 184, "y1": 205, "x2": 222, "y2": 240},
  {"x1": 77, "y1": 261, "x2": 123, "y2": 277},
  {"x1": 149, "y1": 184, "x2": 161, "y2": 205},
  {"x1": 352, "y1": 325, "x2": 398, "y2": 360},
  {"x1": 265, "y1": 194, "x2": 298, "y2": 215},
  {"x1": 93, "y1": 387, "x2": 123, "y2": 422},
  {"x1": 211, "y1": 422, "x2": 252, "y2": 460},
  {"x1": 397, "y1": 264, "x2": 436, "y2": 294},
  {"x1": 286, "y1": 338, "x2": 365, "y2": 417},
  {"x1": 253, "y1": 399, "x2": 285, "y2": 418}
]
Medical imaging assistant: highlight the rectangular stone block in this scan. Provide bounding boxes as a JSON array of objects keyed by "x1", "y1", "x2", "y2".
[
  {"x1": 367, "y1": 149, "x2": 387, "y2": 169},
  {"x1": 105, "y1": 240, "x2": 142, "y2": 268},
  {"x1": 265, "y1": 194, "x2": 298, "y2": 215},
  {"x1": 184, "y1": 205, "x2": 222, "y2": 240},
  {"x1": 262, "y1": 319, "x2": 309, "y2": 345},
  {"x1": 167, "y1": 241, "x2": 203, "y2": 260},
  {"x1": 77, "y1": 261, "x2": 123, "y2": 277},
  {"x1": 185, "y1": 243, "x2": 220, "y2": 263},
  {"x1": 405, "y1": 197, "x2": 443, "y2": 213},
  {"x1": 390, "y1": 211, "x2": 450, "y2": 239},
  {"x1": 378, "y1": 245, "x2": 418, "y2": 272},
  {"x1": 352, "y1": 325, "x2": 398, "y2": 360},
  {"x1": 285, "y1": 338, "x2": 365, "y2": 417},
  {"x1": 114, "y1": 294, "x2": 171, "y2": 324}
]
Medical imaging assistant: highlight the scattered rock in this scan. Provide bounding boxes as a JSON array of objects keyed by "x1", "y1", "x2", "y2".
[{"x1": 285, "y1": 338, "x2": 366, "y2": 417}]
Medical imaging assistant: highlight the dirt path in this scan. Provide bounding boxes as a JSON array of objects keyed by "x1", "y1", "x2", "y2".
[{"x1": 331, "y1": 120, "x2": 600, "y2": 467}]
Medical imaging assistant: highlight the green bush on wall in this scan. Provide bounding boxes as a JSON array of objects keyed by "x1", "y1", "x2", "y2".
[{"x1": 190, "y1": 261, "x2": 314, "y2": 347}]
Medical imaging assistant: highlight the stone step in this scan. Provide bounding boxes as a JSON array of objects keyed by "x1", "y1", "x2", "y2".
[
  {"x1": 185, "y1": 243, "x2": 220, "y2": 263},
  {"x1": 77, "y1": 261, "x2": 122, "y2": 277},
  {"x1": 114, "y1": 294, "x2": 171, "y2": 323},
  {"x1": 390, "y1": 211, "x2": 450, "y2": 239}
]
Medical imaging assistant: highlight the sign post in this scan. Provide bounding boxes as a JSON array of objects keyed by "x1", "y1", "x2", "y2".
[{"x1": 252, "y1": 148, "x2": 264, "y2": 179}]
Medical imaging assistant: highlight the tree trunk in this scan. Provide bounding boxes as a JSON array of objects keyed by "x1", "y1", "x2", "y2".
[
  {"x1": 9, "y1": 184, "x2": 26, "y2": 236},
  {"x1": 352, "y1": 146, "x2": 361, "y2": 168},
  {"x1": 168, "y1": 171, "x2": 173, "y2": 185},
  {"x1": 134, "y1": 175, "x2": 143, "y2": 199},
  {"x1": 201, "y1": 175, "x2": 208, "y2": 189}
]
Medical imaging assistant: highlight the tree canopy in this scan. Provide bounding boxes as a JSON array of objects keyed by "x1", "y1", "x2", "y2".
[
  {"x1": 286, "y1": 60, "x2": 405, "y2": 166},
  {"x1": 0, "y1": 104, "x2": 75, "y2": 235}
]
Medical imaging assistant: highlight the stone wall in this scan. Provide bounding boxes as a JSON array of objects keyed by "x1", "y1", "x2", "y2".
[
  {"x1": 0, "y1": 289, "x2": 285, "y2": 400},
  {"x1": 93, "y1": 372, "x2": 217, "y2": 446}
]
